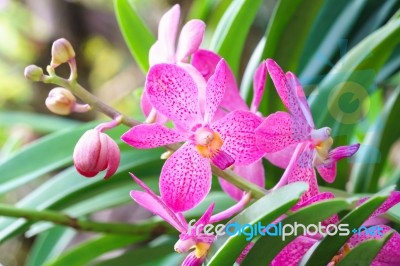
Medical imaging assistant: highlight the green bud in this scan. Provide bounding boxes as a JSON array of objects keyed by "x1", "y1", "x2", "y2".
[{"x1": 24, "y1": 65, "x2": 44, "y2": 81}]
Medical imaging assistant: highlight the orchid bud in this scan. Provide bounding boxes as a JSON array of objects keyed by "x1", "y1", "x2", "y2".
[
  {"x1": 73, "y1": 129, "x2": 120, "y2": 179},
  {"x1": 50, "y1": 38, "x2": 75, "y2": 68},
  {"x1": 24, "y1": 65, "x2": 44, "y2": 81},
  {"x1": 45, "y1": 87, "x2": 76, "y2": 115}
]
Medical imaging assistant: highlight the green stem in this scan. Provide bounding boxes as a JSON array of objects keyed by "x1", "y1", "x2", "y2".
[
  {"x1": 0, "y1": 203, "x2": 176, "y2": 240},
  {"x1": 41, "y1": 74, "x2": 266, "y2": 200}
]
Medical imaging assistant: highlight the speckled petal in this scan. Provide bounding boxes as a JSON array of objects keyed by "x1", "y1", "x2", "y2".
[
  {"x1": 285, "y1": 142, "x2": 319, "y2": 203},
  {"x1": 250, "y1": 61, "x2": 267, "y2": 113},
  {"x1": 130, "y1": 174, "x2": 185, "y2": 232},
  {"x1": 140, "y1": 90, "x2": 168, "y2": 124},
  {"x1": 160, "y1": 143, "x2": 211, "y2": 212},
  {"x1": 316, "y1": 161, "x2": 337, "y2": 183},
  {"x1": 219, "y1": 159, "x2": 265, "y2": 201},
  {"x1": 271, "y1": 236, "x2": 317, "y2": 266},
  {"x1": 360, "y1": 191, "x2": 400, "y2": 226},
  {"x1": 212, "y1": 110, "x2": 264, "y2": 165},
  {"x1": 264, "y1": 143, "x2": 297, "y2": 169},
  {"x1": 121, "y1": 124, "x2": 185, "y2": 149},
  {"x1": 348, "y1": 225, "x2": 400, "y2": 266},
  {"x1": 176, "y1": 20, "x2": 205, "y2": 63},
  {"x1": 192, "y1": 49, "x2": 247, "y2": 120},
  {"x1": 157, "y1": 4, "x2": 180, "y2": 62},
  {"x1": 329, "y1": 143, "x2": 360, "y2": 162},
  {"x1": 266, "y1": 59, "x2": 310, "y2": 129},
  {"x1": 146, "y1": 63, "x2": 203, "y2": 131},
  {"x1": 255, "y1": 111, "x2": 309, "y2": 153},
  {"x1": 204, "y1": 59, "x2": 227, "y2": 124}
]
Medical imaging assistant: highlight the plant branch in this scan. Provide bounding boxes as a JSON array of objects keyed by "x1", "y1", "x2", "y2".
[{"x1": 0, "y1": 203, "x2": 176, "y2": 241}]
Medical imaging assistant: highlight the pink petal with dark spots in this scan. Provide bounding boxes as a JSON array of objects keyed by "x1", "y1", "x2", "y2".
[
  {"x1": 271, "y1": 236, "x2": 317, "y2": 266},
  {"x1": 146, "y1": 63, "x2": 203, "y2": 131},
  {"x1": 204, "y1": 59, "x2": 227, "y2": 124},
  {"x1": 130, "y1": 174, "x2": 185, "y2": 232},
  {"x1": 176, "y1": 20, "x2": 205, "y2": 63},
  {"x1": 140, "y1": 90, "x2": 168, "y2": 124},
  {"x1": 255, "y1": 111, "x2": 309, "y2": 154},
  {"x1": 212, "y1": 110, "x2": 264, "y2": 165},
  {"x1": 329, "y1": 143, "x2": 360, "y2": 162},
  {"x1": 160, "y1": 143, "x2": 211, "y2": 212},
  {"x1": 264, "y1": 143, "x2": 297, "y2": 169},
  {"x1": 121, "y1": 123, "x2": 185, "y2": 149},
  {"x1": 250, "y1": 61, "x2": 267, "y2": 113},
  {"x1": 316, "y1": 161, "x2": 337, "y2": 183},
  {"x1": 211, "y1": 149, "x2": 234, "y2": 170}
]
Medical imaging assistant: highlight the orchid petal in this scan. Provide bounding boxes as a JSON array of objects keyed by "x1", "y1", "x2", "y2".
[
  {"x1": 157, "y1": 4, "x2": 180, "y2": 62},
  {"x1": 266, "y1": 59, "x2": 310, "y2": 127},
  {"x1": 192, "y1": 49, "x2": 247, "y2": 120},
  {"x1": 146, "y1": 63, "x2": 203, "y2": 131},
  {"x1": 193, "y1": 202, "x2": 215, "y2": 233},
  {"x1": 271, "y1": 236, "x2": 317, "y2": 266},
  {"x1": 213, "y1": 110, "x2": 264, "y2": 165},
  {"x1": 250, "y1": 61, "x2": 267, "y2": 113},
  {"x1": 255, "y1": 111, "x2": 309, "y2": 153},
  {"x1": 360, "y1": 191, "x2": 400, "y2": 226},
  {"x1": 149, "y1": 41, "x2": 167, "y2": 66},
  {"x1": 284, "y1": 142, "x2": 318, "y2": 203},
  {"x1": 130, "y1": 174, "x2": 185, "y2": 232},
  {"x1": 219, "y1": 159, "x2": 265, "y2": 201},
  {"x1": 286, "y1": 72, "x2": 314, "y2": 128},
  {"x1": 121, "y1": 124, "x2": 185, "y2": 149},
  {"x1": 236, "y1": 242, "x2": 254, "y2": 264},
  {"x1": 104, "y1": 135, "x2": 121, "y2": 179},
  {"x1": 204, "y1": 59, "x2": 227, "y2": 124},
  {"x1": 176, "y1": 20, "x2": 205, "y2": 63},
  {"x1": 182, "y1": 251, "x2": 204, "y2": 266},
  {"x1": 329, "y1": 143, "x2": 360, "y2": 162},
  {"x1": 264, "y1": 143, "x2": 297, "y2": 169},
  {"x1": 348, "y1": 225, "x2": 400, "y2": 266},
  {"x1": 160, "y1": 143, "x2": 211, "y2": 212},
  {"x1": 316, "y1": 161, "x2": 337, "y2": 183}
]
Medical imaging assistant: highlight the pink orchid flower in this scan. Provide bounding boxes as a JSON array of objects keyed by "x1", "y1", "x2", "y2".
[
  {"x1": 271, "y1": 192, "x2": 400, "y2": 266},
  {"x1": 122, "y1": 60, "x2": 264, "y2": 211},
  {"x1": 142, "y1": 4, "x2": 206, "y2": 123},
  {"x1": 256, "y1": 59, "x2": 359, "y2": 201},
  {"x1": 130, "y1": 174, "x2": 250, "y2": 266},
  {"x1": 192, "y1": 49, "x2": 267, "y2": 201}
]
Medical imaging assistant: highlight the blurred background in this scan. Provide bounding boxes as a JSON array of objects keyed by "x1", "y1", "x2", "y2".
[{"x1": 0, "y1": 0, "x2": 400, "y2": 265}]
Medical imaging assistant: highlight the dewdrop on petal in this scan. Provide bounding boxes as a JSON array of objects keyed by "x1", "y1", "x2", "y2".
[
  {"x1": 50, "y1": 38, "x2": 76, "y2": 68},
  {"x1": 73, "y1": 128, "x2": 120, "y2": 179}
]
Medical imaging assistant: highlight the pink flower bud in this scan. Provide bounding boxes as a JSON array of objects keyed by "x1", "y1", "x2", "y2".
[
  {"x1": 73, "y1": 129, "x2": 120, "y2": 179},
  {"x1": 51, "y1": 38, "x2": 75, "y2": 68},
  {"x1": 45, "y1": 88, "x2": 76, "y2": 115},
  {"x1": 24, "y1": 65, "x2": 43, "y2": 81}
]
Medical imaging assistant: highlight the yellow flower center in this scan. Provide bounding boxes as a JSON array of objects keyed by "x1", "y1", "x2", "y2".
[
  {"x1": 314, "y1": 137, "x2": 333, "y2": 165},
  {"x1": 195, "y1": 131, "x2": 224, "y2": 159},
  {"x1": 194, "y1": 242, "x2": 211, "y2": 258}
]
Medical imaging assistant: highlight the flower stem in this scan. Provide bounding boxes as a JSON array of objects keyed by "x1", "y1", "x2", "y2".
[
  {"x1": 40, "y1": 75, "x2": 266, "y2": 199},
  {"x1": 0, "y1": 203, "x2": 176, "y2": 240}
]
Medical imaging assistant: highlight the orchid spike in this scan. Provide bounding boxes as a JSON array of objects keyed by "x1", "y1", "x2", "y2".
[
  {"x1": 130, "y1": 174, "x2": 249, "y2": 266},
  {"x1": 142, "y1": 4, "x2": 206, "y2": 124},
  {"x1": 73, "y1": 120, "x2": 120, "y2": 179},
  {"x1": 123, "y1": 60, "x2": 264, "y2": 211},
  {"x1": 256, "y1": 59, "x2": 359, "y2": 200}
]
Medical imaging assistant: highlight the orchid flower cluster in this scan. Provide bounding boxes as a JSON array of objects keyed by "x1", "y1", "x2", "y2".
[{"x1": 24, "y1": 4, "x2": 400, "y2": 266}]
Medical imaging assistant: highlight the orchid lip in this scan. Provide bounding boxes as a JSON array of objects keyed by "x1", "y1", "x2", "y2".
[{"x1": 310, "y1": 127, "x2": 331, "y2": 143}]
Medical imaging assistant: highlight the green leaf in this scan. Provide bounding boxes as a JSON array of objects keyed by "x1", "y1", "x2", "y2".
[
  {"x1": 209, "y1": 0, "x2": 263, "y2": 76},
  {"x1": 26, "y1": 226, "x2": 76, "y2": 266},
  {"x1": 336, "y1": 231, "x2": 393, "y2": 266},
  {"x1": 114, "y1": 0, "x2": 155, "y2": 73},
  {"x1": 259, "y1": 0, "x2": 324, "y2": 114},
  {"x1": 299, "y1": 189, "x2": 391, "y2": 266},
  {"x1": 205, "y1": 182, "x2": 308, "y2": 266},
  {"x1": 45, "y1": 234, "x2": 147, "y2": 266},
  {"x1": 0, "y1": 111, "x2": 81, "y2": 133},
  {"x1": 242, "y1": 199, "x2": 350, "y2": 265},
  {"x1": 349, "y1": 86, "x2": 400, "y2": 192}
]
